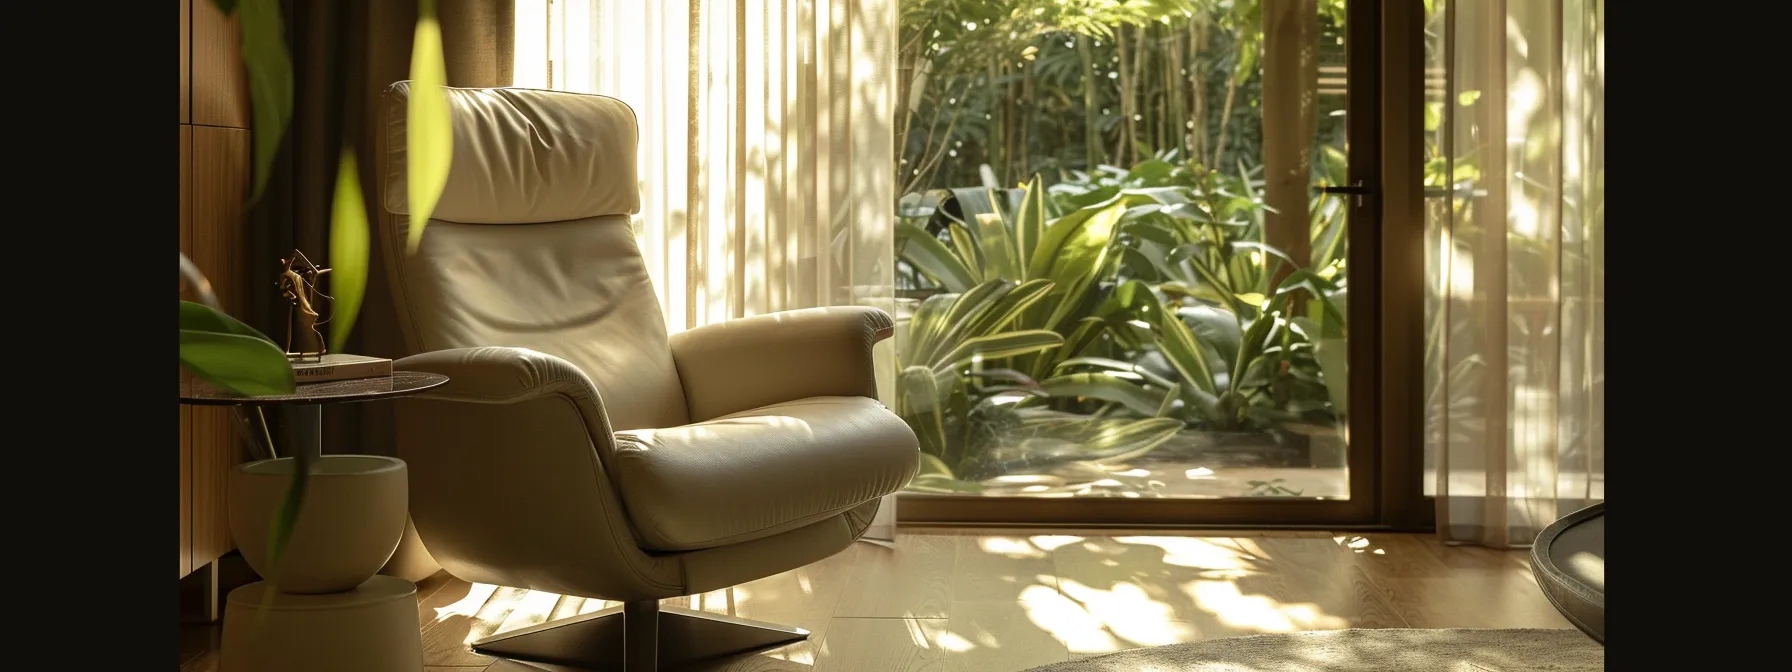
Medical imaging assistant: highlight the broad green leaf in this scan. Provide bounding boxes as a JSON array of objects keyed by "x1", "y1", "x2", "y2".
[
  {"x1": 897, "y1": 365, "x2": 948, "y2": 454},
  {"x1": 1176, "y1": 304, "x2": 1243, "y2": 366},
  {"x1": 1052, "y1": 356, "x2": 1178, "y2": 390},
  {"x1": 934, "y1": 330, "x2": 1065, "y2": 373},
  {"x1": 896, "y1": 223, "x2": 977, "y2": 292},
  {"x1": 180, "y1": 329, "x2": 296, "y2": 396},
  {"x1": 210, "y1": 0, "x2": 241, "y2": 12},
  {"x1": 920, "y1": 281, "x2": 1012, "y2": 364},
  {"x1": 406, "y1": 0, "x2": 454, "y2": 252},
  {"x1": 180, "y1": 300, "x2": 276, "y2": 343},
  {"x1": 902, "y1": 291, "x2": 962, "y2": 364},
  {"x1": 1012, "y1": 175, "x2": 1047, "y2": 272},
  {"x1": 1156, "y1": 304, "x2": 1218, "y2": 395},
  {"x1": 946, "y1": 221, "x2": 983, "y2": 280},
  {"x1": 236, "y1": 0, "x2": 293, "y2": 204},
  {"x1": 1029, "y1": 197, "x2": 1131, "y2": 329},
  {"x1": 938, "y1": 187, "x2": 1005, "y2": 226},
  {"x1": 1076, "y1": 417, "x2": 1186, "y2": 462},
  {"x1": 1308, "y1": 301, "x2": 1350, "y2": 415},
  {"x1": 1230, "y1": 312, "x2": 1279, "y2": 395},
  {"x1": 962, "y1": 279, "x2": 1055, "y2": 338},
  {"x1": 1041, "y1": 373, "x2": 1171, "y2": 417},
  {"x1": 327, "y1": 149, "x2": 369, "y2": 353},
  {"x1": 916, "y1": 452, "x2": 955, "y2": 478},
  {"x1": 975, "y1": 213, "x2": 1021, "y2": 281}
]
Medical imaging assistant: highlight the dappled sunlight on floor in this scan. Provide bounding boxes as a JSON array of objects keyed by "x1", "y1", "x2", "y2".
[{"x1": 172, "y1": 532, "x2": 1563, "y2": 671}]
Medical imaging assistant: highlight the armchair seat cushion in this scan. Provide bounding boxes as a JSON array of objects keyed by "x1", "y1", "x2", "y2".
[{"x1": 613, "y1": 396, "x2": 919, "y2": 552}]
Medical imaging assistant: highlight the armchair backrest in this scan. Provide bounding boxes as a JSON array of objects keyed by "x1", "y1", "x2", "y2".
[{"x1": 379, "y1": 83, "x2": 689, "y2": 430}]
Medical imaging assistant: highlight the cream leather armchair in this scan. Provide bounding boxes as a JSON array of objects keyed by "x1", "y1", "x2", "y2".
[{"x1": 377, "y1": 82, "x2": 920, "y2": 670}]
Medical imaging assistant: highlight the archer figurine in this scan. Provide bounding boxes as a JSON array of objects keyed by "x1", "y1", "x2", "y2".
[{"x1": 277, "y1": 250, "x2": 334, "y2": 361}]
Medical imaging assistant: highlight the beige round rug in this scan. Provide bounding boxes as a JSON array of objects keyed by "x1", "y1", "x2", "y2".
[{"x1": 1024, "y1": 628, "x2": 1603, "y2": 671}]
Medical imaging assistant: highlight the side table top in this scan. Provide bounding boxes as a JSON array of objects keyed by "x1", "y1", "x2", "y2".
[{"x1": 180, "y1": 371, "x2": 449, "y2": 407}]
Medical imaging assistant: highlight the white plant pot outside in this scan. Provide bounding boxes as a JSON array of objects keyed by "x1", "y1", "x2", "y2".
[{"x1": 227, "y1": 455, "x2": 409, "y2": 594}]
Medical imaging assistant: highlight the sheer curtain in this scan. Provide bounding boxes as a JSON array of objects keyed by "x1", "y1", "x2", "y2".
[
  {"x1": 513, "y1": 0, "x2": 901, "y2": 536},
  {"x1": 1424, "y1": 0, "x2": 1604, "y2": 548}
]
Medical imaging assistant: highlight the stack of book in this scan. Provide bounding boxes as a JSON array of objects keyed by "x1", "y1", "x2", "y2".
[{"x1": 291, "y1": 354, "x2": 393, "y2": 384}]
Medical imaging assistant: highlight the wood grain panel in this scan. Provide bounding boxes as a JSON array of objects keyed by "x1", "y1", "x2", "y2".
[
  {"x1": 179, "y1": 0, "x2": 190, "y2": 123},
  {"x1": 179, "y1": 125, "x2": 193, "y2": 579},
  {"x1": 189, "y1": 126, "x2": 251, "y2": 568},
  {"x1": 190, "y1": 0, "x2": 247, "y2": 128}
]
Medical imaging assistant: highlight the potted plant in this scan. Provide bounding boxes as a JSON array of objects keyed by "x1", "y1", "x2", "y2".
[{"x1": 179, "y1": 0, "x2": 454, "y2": 589}]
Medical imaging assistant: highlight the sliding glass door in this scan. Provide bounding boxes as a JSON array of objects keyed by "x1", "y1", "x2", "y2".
[{"x1": 891, "y1": 0, "x2": 1388, "y2": 524}]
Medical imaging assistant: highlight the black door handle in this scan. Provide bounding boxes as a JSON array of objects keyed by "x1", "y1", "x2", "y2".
[{"x1": 1314, "y1": 180, "x2": 1372, "y2": 205}]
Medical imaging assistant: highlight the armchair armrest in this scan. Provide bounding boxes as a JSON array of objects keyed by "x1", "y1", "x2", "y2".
[
  {"x1": 668, "y1": 306, "x2": 895, "y2": 421},
  {"x1": 397, "y1": 346, "x2": 605, "y2": 407}
]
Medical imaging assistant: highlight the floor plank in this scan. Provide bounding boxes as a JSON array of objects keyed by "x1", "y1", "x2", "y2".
[
  {"x1": 181, "y1": 531, "x2": 1570, "y2": 671},
  {"x1": 833, "y1": 534, "x2": 957, "y2": 619}
]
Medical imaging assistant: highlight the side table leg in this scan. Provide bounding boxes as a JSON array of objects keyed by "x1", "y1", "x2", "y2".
[{"x1": 286, "y1": 404, "x2": 322, "y2": 463}]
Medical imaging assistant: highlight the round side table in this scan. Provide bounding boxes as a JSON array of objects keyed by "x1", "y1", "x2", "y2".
[{"x1": 181, "y1": 371, "x2": 448, "y2": 672}]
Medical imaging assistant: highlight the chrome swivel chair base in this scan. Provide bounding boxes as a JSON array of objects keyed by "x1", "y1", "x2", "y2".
[{"x1": 472, "y1": 598, "x2": 808, "y2": 671}]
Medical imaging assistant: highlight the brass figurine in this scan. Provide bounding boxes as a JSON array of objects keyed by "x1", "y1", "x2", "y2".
[{"x1": 277, "y1": 250, "x2": 334, "y2": 361}]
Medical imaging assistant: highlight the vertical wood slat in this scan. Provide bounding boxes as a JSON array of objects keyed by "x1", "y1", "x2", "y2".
[
  {"x1": 191, "y1": 0, "x2": 248, "y2": 128},
  {"x1": 189, "y1": 127, "x2": 252, "y2": 568},
  {"x1": 179, "y1": 125, "x2": 194, "y2": 579},
  {"x1": 179, "y1": 0, "x2": 191, "y2": 123}
]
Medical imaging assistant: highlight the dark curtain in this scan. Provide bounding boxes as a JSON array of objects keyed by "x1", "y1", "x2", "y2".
[{"x1": 245, "y1": 0, "x2": 514, "y2": 576}]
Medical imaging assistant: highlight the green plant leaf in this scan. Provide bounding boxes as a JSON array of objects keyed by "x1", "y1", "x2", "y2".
[
  {"x1": 1041, "y1": 372, "x2": 1171, "y2": 416},
  {"x1": 236, "y1": 0, "x2": 293, "y2": 204},
  {"x1": 1052, "y1": 356, "x2": 1179, "y2": 390},
  {"x1": 406, "y1": 0, "x2": 454, "y2": 252},
  {"x1": 1076, "y1": 416, "x2": 1186, "y2": 462},
  {"x1": 1028, "y1": 196, "x2": 1132, "y2": 329},
  {"x1": 179, "y1": 300, "x2": 276, "y2": 343},
  {"x1": 1012, "y1": 175, "x2": 1047, "y2": 272},
  {"x1": 897, "y1": 222, "x2": 977, "y2": 292},
  {"x1": 934, "y1": 329, "x2": 1065, "y2": 373},
  {"x1": 975, "y1": 212, "x2": 1022, "y2": 281},
  {"x1": 327, "y1": 149, "x2": 369, "y2": 353},
  {"x1": 210, "y1": 0, "x2": 241, "y2": 13},
  {"x1": 179, "y1": 329, "x2": 296, "y2": 396}
]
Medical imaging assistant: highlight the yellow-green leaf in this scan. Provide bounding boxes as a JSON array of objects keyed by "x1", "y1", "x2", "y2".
[
  {"x1": 236, "y1": 0, "x2": 293, "y2": 204},
  {"x1": 180, "y1": 329, "x2": 296, "y2": 396},
  {"x1": 406, "y1": 0, "x2": 454, "y2": 252},
  {"x1": 327, "y1": 149, "x2": 368, "y2": 353}
]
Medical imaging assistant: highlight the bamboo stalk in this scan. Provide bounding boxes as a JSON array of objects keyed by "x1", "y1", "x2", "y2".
[
  {"x1": 1076, "y1": 36, "x2": 1105, "y2": 170},
  {"x1": 1191, "y1": 16, "x2": 1209, "y2": 165},
  {"x1": 1212, "y1": 76, "x2": 1238, "y2": 170},
  {"x1": 1117, "y1": 26, "x2": 1136, "y2": 167},
  {"x1": 1021, "y1": 55, "x2": 1033, "y2": 180},
  {"x1": 988, "y1": 58, "x2": 1004, "y2": 186}
]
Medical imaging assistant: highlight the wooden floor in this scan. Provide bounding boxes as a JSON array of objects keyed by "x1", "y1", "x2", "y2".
[{"x1": 178, "y1": 529, "x2": 1571, "y2": 671}]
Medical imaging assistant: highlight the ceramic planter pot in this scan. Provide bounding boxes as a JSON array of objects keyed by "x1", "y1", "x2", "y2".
[{"x1": 228, "y1": 455, "x2": 409, "y2": 594}]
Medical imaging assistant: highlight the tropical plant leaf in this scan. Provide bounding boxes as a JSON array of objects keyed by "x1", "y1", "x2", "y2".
[
  {"x1": 179, "y1": 329, "x2": 296, "y2": 397},
  {"x1": 235, "y1": 0, "x2": 292, "y2": 204},
  {"x1": 961, "y1": 279, "x2": 1055, "y2": 339},
  {"x1": 1052, "y1": 356, "x2": 1179, "y2": 390},
  {"x1": 975, "y1": 212, "x2": 1021, "y2": 281},
  {"x1": 933, "y1": 330, "x2": 1065, "y2": 373},
  {"x1": 1012, "y1": 175, "x2": 1047, "y2": 272},
  {"x1": 1040, "y1": 372, "x2": 1172, "y2": 416},
  {"x1": 1076, "y1": 416, "x2": 1186, "y2": 462},
  {"x1": 327, "y1": 149, "x2": 369, "y2": 353},
  {"x1": 897, "y1": 222, "x2": 977, "y2": 292},
  {"x1": 1029, "y1": 196, "x2": 1132, "y2": 330},
  {"x1": 179, "y1": 300, "x2": 275, "y2": 343},
  {"x1": 405, "y1": 0, "x2": 454, "y2": 252}
]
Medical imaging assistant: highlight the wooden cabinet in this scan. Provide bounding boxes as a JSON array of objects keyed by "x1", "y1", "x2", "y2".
[{"x1": 179, "y1": 0, "x2": 252, "y2": 580}]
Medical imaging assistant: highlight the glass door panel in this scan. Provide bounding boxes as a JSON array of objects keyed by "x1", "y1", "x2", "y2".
[{"x1": 892, "y1": 0, "x2": 1375, "y2": 515}]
